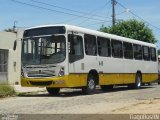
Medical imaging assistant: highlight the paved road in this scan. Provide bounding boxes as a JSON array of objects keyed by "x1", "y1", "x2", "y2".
[{"x1": 0, "y1": 84, "x2": 160, "y2": 114}]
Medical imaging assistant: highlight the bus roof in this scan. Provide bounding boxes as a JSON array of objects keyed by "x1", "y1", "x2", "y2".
[{"x1": 25, "y1": 24, "x2": 156, "y2": 48}]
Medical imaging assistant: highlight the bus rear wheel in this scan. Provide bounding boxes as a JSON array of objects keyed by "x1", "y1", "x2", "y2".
[
  {"x1": 128, "y1": 73, "x2": 142, "y2": 89},
  {"x1": 46, "y1": 88, "x2": 60, "y2": 95},
  {"x1": 101, "y1": 85, "x2": 113, "y2": 92},
  {"x1": 82, "y1": 74, "x2": 96, "y2": 95},
  {"x1": 134, "y1": 73, "x2": 142, "y2": 89}
]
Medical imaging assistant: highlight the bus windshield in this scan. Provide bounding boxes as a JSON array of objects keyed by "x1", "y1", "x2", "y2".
[{"x1": 22, "y1": 35, "x2": 66, "y2": 65}]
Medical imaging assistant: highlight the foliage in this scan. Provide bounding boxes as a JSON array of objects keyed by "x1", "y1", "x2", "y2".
[
  {"x1": 4, "y1": 28, "x2": 15, "y2": 33},
  {"x1": 0, "y1": 83, "x2": 15, "y2": 97},
  {"x1": 99, "y1": 19, "x2": 156, "y2": 43}
]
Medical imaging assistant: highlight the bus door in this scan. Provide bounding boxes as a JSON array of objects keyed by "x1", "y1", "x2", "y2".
[{"x1": 68, "y1": 32, "x2": 84, "y2": 86}]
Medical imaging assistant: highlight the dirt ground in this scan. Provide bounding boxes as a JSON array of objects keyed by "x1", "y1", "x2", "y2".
[
  {"x1": 112, "y1": 98, "x2": 160, "y2": 114},
  {"x1": 0, "y1": 84, "x2": 160, "y2": 115}
]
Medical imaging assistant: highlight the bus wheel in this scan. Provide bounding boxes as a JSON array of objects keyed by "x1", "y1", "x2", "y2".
[
  {"x1": 135, "y1": 73, "x2": 142, "y2": 89},
  {"x1": 82, "y1": 74, "x2": 96, "y2": 95},
  {"x1": 46, "y1": 88, "x2": 60, "y2": 95},
  {"x1": 101, "y1": 85, "x2": 113, "y2": 92}
]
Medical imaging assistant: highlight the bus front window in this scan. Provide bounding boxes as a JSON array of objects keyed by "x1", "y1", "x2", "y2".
[{"x1": 22, "y1": 35, "x2": 66, "y2": 65}]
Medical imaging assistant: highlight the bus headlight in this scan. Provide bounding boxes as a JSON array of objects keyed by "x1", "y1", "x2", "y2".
[{"x1": 59, "y1": 67, "x2": 64, "y2": 76}]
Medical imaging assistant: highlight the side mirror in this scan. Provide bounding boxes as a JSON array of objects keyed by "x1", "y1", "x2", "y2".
[{"x1": 13, "y1": 40, "x2": 17, "y2": 51}]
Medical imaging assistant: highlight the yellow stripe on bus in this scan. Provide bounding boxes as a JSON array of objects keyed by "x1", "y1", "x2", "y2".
[{"x1": 21, "y1": 73, "x2": 158, "y2": 87}]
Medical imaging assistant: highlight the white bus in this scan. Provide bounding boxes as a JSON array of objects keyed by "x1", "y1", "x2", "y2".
[{"x1": 21, "y1": 24, "x2": 158, "y2": 95}]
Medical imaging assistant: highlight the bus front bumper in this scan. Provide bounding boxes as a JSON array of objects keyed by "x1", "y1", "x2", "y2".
[
  {"x1": 21, "y1": 74, "x2": 87, "y2": 88},
  {"x1": 21, "y1": 76, "x2": 69, "y2": 88}
]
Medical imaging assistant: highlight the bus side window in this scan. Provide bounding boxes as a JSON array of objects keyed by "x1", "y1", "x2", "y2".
[
  {"x1": 123, "y1": 42, "x2": 133, "y2": 59},
  {"x1": 143, "y1": 46, "x2": 150, "y2": 61},
  {"x1": 111, "y1": 40, "x2": 123, "y2": 58},
  {"x1": 97, "y1": 37, "x2": 111, "y2": 57},
  {"x1": 150, "y1": 47, "x2": 157, "y2": 61},
  {"x1": 84, "y1": 34, "x2": 97, "y2": 56},
  {"x1": 133, "y1": 44, "x2": 142, "y2": 60},
  {"x1": 68, "y1": 34, "x2": 84, "y2": 63}
]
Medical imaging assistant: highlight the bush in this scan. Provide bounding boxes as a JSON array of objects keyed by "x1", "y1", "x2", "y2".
[{"x1": 0, "y1": 83, "x2": 15, "y2": 97}]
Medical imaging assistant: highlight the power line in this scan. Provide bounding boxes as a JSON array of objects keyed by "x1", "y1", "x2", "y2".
[
  {"x1": 116, "y1": 1, "x2": 160, "y2": 31},
  {"x1": 58, "y1": 0, "x2": 111, "y2": 25},
  {"x1": 11, "y1": 0, "x2": 108, "y2": 22},
  {"x1": 116, "y1": 11, "x2": 126, "y2": 16},
  {"x1": 106, "y1": 2, "x2": 112, "y2": 20},
  {"x1": 85, "y1": 20, "x2": 112, "y2": 27},
  {"x1": 77, "y1": 0, "x2": 111, "y2": 25},
  {"x1": 30, "y1": 0, "x2": 109, "y2": 19}
]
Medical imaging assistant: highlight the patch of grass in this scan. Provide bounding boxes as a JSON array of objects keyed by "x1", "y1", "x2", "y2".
[{"x1": 0, "y1": 83, "x2": 15, "y2": 98}]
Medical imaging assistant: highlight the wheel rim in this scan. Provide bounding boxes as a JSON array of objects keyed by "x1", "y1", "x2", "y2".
[
  {"x1": 137, "y1": 76, "x2": 141, "y2": 87},
  {"x1": 88, "y1": 79, "x2": 95, "y2": 90}
]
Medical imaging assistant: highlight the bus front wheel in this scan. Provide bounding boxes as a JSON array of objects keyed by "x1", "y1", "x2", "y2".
[
  {"x1": 82, "y1": 74, "x2": 96, "y2": 95},
  {"x1": 46, "y1": 87, "x2": 60, "y2": 95}
]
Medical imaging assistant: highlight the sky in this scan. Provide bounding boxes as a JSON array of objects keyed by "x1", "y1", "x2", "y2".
[{"x1": 0, "y1": 0, "x2": 160, "y2": 47}]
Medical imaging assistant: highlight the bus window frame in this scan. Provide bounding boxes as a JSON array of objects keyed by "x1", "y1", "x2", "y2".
[
  {"x1": 123, "y1": 42, "x2": 133, "y2": 59},
  {"x1": 84, "y1": 34, "x2": 97, "y2": 56},
  {"x1": 133, "y1": 44, "x2": 142, "y2": 60},
  {"x1": 143, "y1": 46, "x2": 150, "y2": 61},
  {"x1": 111, "y1": 39, "x2": 123, "y2": 58},
  {"x1": 97, "y1": 36, "x2": 111, "y2": 57}
]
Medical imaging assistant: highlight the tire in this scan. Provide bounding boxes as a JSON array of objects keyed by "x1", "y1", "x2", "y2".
[
  {"x1": 101, "y1": 85, "x2": 113, "y2": 92},
  {"x1": 128, "y1": 73, "x2": 142, "y2": 89},
  {"x1": 82, "y1": 74, "x2": 96, "y2": 95},
  {"x1": 134, "y1": 73, "x2": 142, "y2": 89},
  {"x1": 46, "y1": 88, "x2": 60, "y2": 95}
]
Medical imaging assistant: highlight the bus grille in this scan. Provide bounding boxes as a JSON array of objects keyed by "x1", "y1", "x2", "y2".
[
  {"x1": 27, "y1": 74, "x2": 55, "y2": 78},
  {"x1": 29, "y1": 81, "x2": 53, "y2": 86}
]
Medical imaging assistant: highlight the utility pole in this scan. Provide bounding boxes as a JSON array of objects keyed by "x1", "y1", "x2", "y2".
[
  {"x1": 13, "y1": 21, "x2": 17, "y2": 32},
  {"x1": 112, "y1": 0, "x2": 116, "y2": 26}
]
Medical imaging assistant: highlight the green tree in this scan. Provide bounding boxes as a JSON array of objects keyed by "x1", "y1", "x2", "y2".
[
  {"x1": 4, "y1": 28, "x2": 15, "y2": 33},
  {"x1": 99, "y1": 19, "x2": 156, "y2": 43}
]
